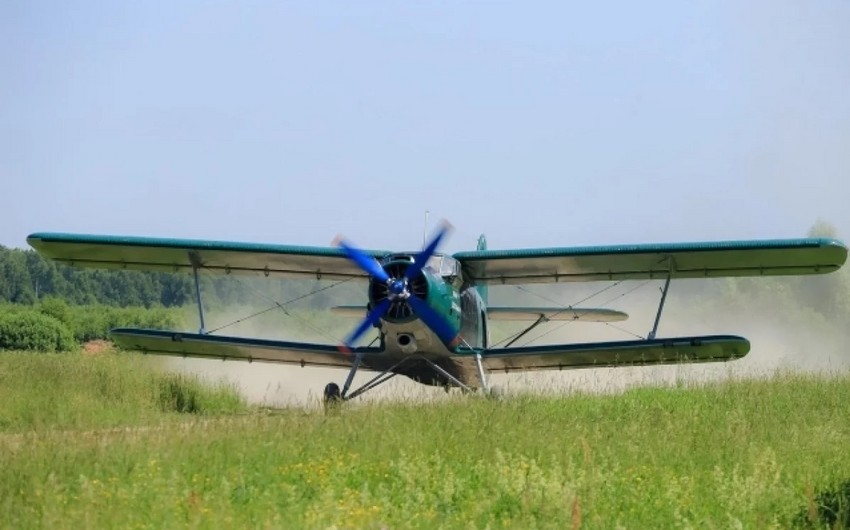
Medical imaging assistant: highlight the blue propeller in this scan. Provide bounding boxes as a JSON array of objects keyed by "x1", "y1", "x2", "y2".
[
  {"x1": 335, "y1": 239, "x2": 390, "y2": 284},
  {"x1": 336, "y1": 222, "x2": 459, "y2": 351},
  {"x1": 407, "y1": 295, "x2": 461, "y2": 347},
  {"x1": 338, "y1": 299, "x2": 391, "y2": 353},
  {"x1": 406, "y1": 220, "x2": 452, "y2": 281}
]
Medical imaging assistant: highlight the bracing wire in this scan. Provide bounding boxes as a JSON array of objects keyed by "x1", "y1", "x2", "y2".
[
  {"x1": 494, "y1": 279, "x2": 658, "y2": 347},
  {"x1": 491, "y1": 281, "x2": 624, "y2": 347},
  {"x1": 201, "y1": 270, "x2": 357, "y2": 342}
]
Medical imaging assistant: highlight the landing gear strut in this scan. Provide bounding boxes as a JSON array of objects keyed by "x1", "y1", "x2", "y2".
[{"x1": 320, "y1": 354, "x2": 475, "y2": 408}]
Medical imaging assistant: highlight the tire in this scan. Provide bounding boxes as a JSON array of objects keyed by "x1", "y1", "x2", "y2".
[{"x1": 323, "y1": 382, "x2": 342, "y2": 410}]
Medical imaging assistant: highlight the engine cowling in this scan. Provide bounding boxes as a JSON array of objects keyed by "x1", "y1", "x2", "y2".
[{"x1": 368, "y1": 258, "x2": 429, "y2": 322}]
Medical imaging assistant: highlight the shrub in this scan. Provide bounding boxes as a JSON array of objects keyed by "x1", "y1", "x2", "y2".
[
  {"x1": 70, "y1": 309, "x2": 109, "y2": 342},
  {"x1": 37, "y1": 297, "x2": 72, "y2": 325},
  {"x1": 0, "y1": 310, "x2": 76, "y2": 352},
  {"x1": 62, "y1": 304, "x2": 182, "y2": 343}
]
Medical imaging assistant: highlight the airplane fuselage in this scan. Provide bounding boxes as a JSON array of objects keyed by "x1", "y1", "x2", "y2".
[{"x1": 373, "y1": 253, "x2": 488, "y2": 386}]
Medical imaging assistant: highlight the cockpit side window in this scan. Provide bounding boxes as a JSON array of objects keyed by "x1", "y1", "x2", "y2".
[
  {"x1": 422, "y1": 255, "x2": 463, "y2": 286},
  {"x1": 440, "y1": 257, "x2": 459, "y2": 277},
  {"x1": 425, "y1": 255, "x2": 443, "y2": 275}
]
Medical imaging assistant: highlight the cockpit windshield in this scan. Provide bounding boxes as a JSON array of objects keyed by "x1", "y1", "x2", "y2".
[
  {"x1": 383, "y1": 253, "x2": 461, "y2": 280},
  {"x1": 425, "y1": 254, "x2": 460, "y2": 278}
]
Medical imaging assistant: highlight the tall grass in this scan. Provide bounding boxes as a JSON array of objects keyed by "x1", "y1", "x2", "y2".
[
  {"x1": 1, "y1": 352, "x2": 849, "y2": 528},
  {"x1": 0, "y1": 351, "x2": 245, "y2": 432}
]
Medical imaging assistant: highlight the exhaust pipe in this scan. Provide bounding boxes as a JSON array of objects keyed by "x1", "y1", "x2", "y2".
[{"x1": 397, "y1": 333, "x2": 417, "y2": 354}]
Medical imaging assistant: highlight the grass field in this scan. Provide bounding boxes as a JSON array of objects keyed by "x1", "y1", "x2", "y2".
[{"x1": 2, "y1": 351, "x2": 850, "y2": 529}]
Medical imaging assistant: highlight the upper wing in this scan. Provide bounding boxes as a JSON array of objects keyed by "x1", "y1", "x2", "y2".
[
  {"x1": 456, "y1": 335, "x2": 749, "y2": 372},
  {"x1": 27, "y1": 232, "x2": 388, "y2": 280},
  {"x1": 110, "y1": 328, "x2": 382, "y2": 369},
  {"x1": 454, "y1": 238, "x2": 847, "y2": 284}
]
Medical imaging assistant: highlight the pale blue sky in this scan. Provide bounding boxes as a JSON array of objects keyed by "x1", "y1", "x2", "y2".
[{"x1": 3, "y1": 1, "x2": 849, "y2": 252}]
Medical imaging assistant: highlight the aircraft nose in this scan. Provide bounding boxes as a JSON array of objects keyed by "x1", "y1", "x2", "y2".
[{"x1": 389, "y1": 279, "x2": 406, "y2": 297}]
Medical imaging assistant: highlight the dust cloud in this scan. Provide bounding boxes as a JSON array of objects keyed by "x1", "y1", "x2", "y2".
[
  {"x1": 162, "y1": 302, "x2": 450, "y2": 409},
  {"x1": 488, "y1": 278, "x2": 850, "y2": 397},
  {"x1": 160, "y1": 274, "x2": 849, "y2": 408},
  {"x1": 161, "y1": 358, "x2": 448, "y2": 409}
]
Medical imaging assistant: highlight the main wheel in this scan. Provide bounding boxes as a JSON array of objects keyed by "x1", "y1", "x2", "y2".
[{"x1": 323, "y1": 382, "x2": 342, "y2": 410}]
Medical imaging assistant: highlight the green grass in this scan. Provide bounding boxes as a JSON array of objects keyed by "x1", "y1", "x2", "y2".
[
  {"x1": 0, "y1": 351, "x2": 246, "y2": 432},
  {"x1": 2, "y1": 352, "x2": 850, "y2": 528}
]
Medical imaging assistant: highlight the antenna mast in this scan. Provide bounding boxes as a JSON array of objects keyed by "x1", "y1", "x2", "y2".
[{"x1": 422, "y1": 210, "x2": 430, "y2": 249}]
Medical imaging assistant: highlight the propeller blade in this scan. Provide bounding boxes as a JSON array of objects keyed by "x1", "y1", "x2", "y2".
[
  {"x1": 407, "y1": 295, "x2": 460, "y2": 348},
  {"x1": 339, "y1": 299, "x2": 391, "y2": 352},
  {"x1": 336, "y1": 238, "x2": 390, "y2": 283},
  {"x1": 406, "y1": 220, "x2": 453, "y2": 281}
]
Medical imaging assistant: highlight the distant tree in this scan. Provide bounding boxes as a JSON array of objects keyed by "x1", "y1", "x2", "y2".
[
  {"x1": 159, "y1": 274, "x2": 193, "y2": 306},
  {"x1": 0, "y1": 249, "x2": 36, "y2": 304},
  {"x1": 0, "y1": 246, "x2": 359, "y2": 309}
]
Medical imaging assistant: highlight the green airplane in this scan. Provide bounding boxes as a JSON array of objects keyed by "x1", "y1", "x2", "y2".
[{"x1": 27, "y1": 225, "x2": 848, "y2": 403}]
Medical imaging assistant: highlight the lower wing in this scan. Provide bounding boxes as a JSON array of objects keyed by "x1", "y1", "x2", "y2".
[
  {"x1": 113, "y1": 329, "x2": 748, "y2": 376},
  {"x1": 110, "y1": 328, "x2": 381, "y2": 369},
  {"x1": 461, "y1": 335, "x2": 749, "y2": 372}
]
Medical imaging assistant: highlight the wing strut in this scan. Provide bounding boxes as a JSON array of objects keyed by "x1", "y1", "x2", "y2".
[
  {"x1": 647, "y1": 259, "x2": 674, "y2": 340},
  {"x1": 474, "y1": 352, "x2": 490, "y2": 393},
  {"x1": 189, "y1": 251, "x2": 207, "y2": 334},
  {"x1": 503, "y1": 314, "x2": 549, "y2": 348},
  {"x1": 344, "y1": 354, "x2": 474, "y2": 400},
  {"x1": 341, "y1": 352, "x2": 364, "y2": 398},
  {"x1": 346, "y1": 363, "x2": 401, "y2": 401}
]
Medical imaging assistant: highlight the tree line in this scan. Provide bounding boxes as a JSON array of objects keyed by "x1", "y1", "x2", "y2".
[{"x1": 0, "y1": 247, "x2": 192, "y2": 306}]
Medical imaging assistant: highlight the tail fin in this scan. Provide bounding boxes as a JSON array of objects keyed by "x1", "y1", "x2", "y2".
[{"x1": 476, "y1": 234, "x2": 488, "y2": 305}]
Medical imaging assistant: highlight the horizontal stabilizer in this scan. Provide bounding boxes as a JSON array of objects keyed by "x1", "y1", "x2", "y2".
[
  {"x1": 460, "y1": 335, "x2": 749, "y2": 372},
  {"x1": 110, "y1": 328, "x2": 380, "y2": 369},
  {"x1": 331, "y1": 306, "x2": 369, "y2": 318},
  {"x1": 333, "y1": 305, "x2": 628, "y2": 322},
  {"x1": 487, "y1": 307, "x2": 627, "y2": 322}
]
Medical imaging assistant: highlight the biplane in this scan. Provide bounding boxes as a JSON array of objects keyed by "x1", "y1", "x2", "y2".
[{"x1": 27, "y1": 226, "x2": 847, "y2": 403}]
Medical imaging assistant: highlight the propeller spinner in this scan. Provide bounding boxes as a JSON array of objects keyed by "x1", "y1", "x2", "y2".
[{"x1": 336, "y1": 221, "x2": 460, "y2": 352}]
